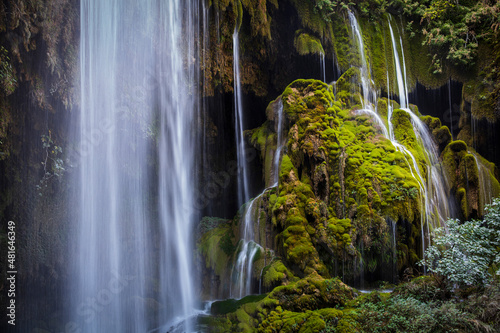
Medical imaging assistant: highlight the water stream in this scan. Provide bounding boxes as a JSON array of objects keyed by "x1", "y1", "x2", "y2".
[
  {"x1": 233, "y1": 29, "x2": 250, "y2": 206},
  {"x1": 231, "y1": 100, "x2": 286, "y2": 297}
]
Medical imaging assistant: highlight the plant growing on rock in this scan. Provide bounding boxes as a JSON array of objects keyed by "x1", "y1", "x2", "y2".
[{"x1": 36, "y1": 132, "x2": 65, "y2": 195}]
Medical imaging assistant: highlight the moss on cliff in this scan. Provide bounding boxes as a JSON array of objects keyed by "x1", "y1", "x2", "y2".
[
  {"x1": 294, "y1": 31, "x2": 325, "y2": 56},
  {"x1": 441, "y1": 140, "x2": 500, "y2": 219}
]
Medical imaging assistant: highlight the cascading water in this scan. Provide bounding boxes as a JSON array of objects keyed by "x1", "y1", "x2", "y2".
[
  {"x1": 231, "y1": 195, "x2": 263, "y2": 298},
  {"x1": 272, "y1": 100, "x2": 285, "y2": 187},
  {"x1": 387, "y1": 16, "x2": 453, "y2": 257},
  {"x1": 233, "y1": 29, "x2": 250, "y2": 206},
  {"x1": 320, "y1": 52, "x2": 327, "y2": 82},
  {"x1": 231, "y1": 98, "x2": 286, "y2": 297},
  {"x1": 348, "y1": 11, "x2": 376, "y2": 108},
  {"x1": 348, "y1": 11, "x2": 387, "y2": 136},
  {"x1": 73, "y1": 1, "x2": 199, "y2": 331},
  {"x1": 347, "y1": 11, "x2": 454, "y2": 281},
  {"x1": 231, "y1": 27, "x2": 257, "y2": 299},
  {"x1": 470, "y1": 151, "x2": 494, "y2": 216}
]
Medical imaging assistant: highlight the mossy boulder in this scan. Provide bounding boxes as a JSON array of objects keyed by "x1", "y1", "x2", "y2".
[
  {"x1": 198, "y1": 219, "x2": 238, "y2": 298},
  {"x1": 206, "y1": 273, "x2": 354, "y2": 332},
  {"x1": 267, "y1": 273, "x2": 354, "y2": 312}
]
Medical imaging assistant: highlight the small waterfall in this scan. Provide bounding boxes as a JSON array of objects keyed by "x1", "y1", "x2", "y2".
[
  {"x1": 470, "y1": 151, "x2": 494, "y2": 216},
  {"x1": 348, "y1": 11, "x2": 376, "y2": 108},
  {"x1": 233, "y1": 29, "x2": 250, "y2": 205},
  {"x1": 320, "y1": 52, "x2": 326, "y2": 82},
  {"x1": 346, "y1": 11, "x2": 453, "y2": 279},
  {"x1": 230, "y1": 191, "x2": 265, "y2": 298},
  {"x1": 348, "y1": 10, "x2": 386, "y2": 137},
  {"x1": 391, "y1": 220, "x2": 397, "y2": 282},
  {"x1": 332, "y1": 52, "x2": 342, "y2": 81},
  {"x1": 387, "y1": 17, "x2": 453, "y2": 260},
  {"x1": 272, "y1": 100, "x2": 285, "y2": 187},
  {"x1": 388, "y1": 19, "x2": 408, "y2": 109},
  {"x1": 231, "y1": 98, "x2": 286, "y2": 297}
]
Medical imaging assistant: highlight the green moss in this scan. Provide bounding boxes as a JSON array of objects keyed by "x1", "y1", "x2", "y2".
[
  {"x1": 212, "y1": 294, "x2": 267, "y2": 315},
  {"x1": 448, "y1": 140, "x2": 467, "y2": 152},
  {"x1": 262, "y1": 259, "x2": 294, "y2": 289},
  {"x1": 198, "y1": 223, "x2": 236, "y2": 277},
  {"x1": 294, "y1": 31, "x2": 325, "y2": 56},
  {"x1": 279, "y1": 154, "x2": 295, "y2": 180}
]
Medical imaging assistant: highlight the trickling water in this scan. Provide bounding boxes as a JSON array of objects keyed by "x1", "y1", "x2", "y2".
[
  {"x1": 348, "y1": 11, "x2": 376, "y2": 108},
  {"x1": 272, "y1": 100, "x2": 285, "y2": 187},
  {"x1": 387, "y1": 17, "x2": 453, "y2": 261},
  {"x1": 332, "y1": 52, "x2": 342, "y2": 82},
  {"x1": 233, "y1": 29, "x2": 250, "y2": 206},
  {"x1": 390, "y1": 220, "x2": 397, "y2": 283},
  {"x1": 320, "y1": 52, "x2": 327, "y2": 82},
  {"x1": 231, "y1": 191, "x2": 265, "y2": 298},
  {"x1": 73, "y1": 1, "x2": 199, "y2": 331},
  {"x1": 470, "y1": 151, "x2": 494, "y2": 216}
]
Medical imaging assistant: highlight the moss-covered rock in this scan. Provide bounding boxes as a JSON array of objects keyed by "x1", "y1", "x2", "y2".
[
  {"x1": 206, "y1": 273, "x2": 354, "y2": 332},
  {"x1": 198, "y1": 219, "x2": 238, "y2": 298},
  {"x1": 294, "y1": 30, "x2": 325, "y2": 56},
  {"x1": 441, "y1": 141, "x2": 500, "y2": 218}
]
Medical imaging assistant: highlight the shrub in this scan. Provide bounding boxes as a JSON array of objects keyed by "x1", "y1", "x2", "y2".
[
  {"x1": 357, "y1": 295, "x2": 474, "y2": 332},
  {"x1": 420, "y1": 197, "x2": 500, "y2": 287}
]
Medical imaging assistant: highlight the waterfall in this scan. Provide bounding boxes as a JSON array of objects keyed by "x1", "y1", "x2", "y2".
[
  {"x1": 346, "y1": 11, "x2": 453, "y2": 280},
  {"x1": 348, "y1": 11, "x2": 376, "y2": 108},
  {"x1": 348, "y1": 11, "x2": 387, "y2": 136},
  {"x1": 272, "y1": 100, "x2": 285, "y2": 187},
  {"x1": 231, "y1": 98, "x2": 286, "y2": 297},
  {"x1": 320, "y1": 52, "x2": 326, "y2": 82},
  {"x1": 231, "y1": 26, "x2": 257, "y2": 299},
  {"x1": 470, "y1": 151, "x2": 494, "y2": 216},
  {"x1": 233, "y1": 30, "x2": 250, "y2": 205},
  {"x1": 231, "y1": 195, "x2": 263, "y2": 298},
  {"x1": 388, "y1": 19, "x2": 408, "y2": 109},
  {"x1": 390, "y1": 220, "x2": 397, "y2": 283},
  {"x1": 73, "y1": 1, "x2": 199, "y2": 331},
  {"x1": 387, "y1": 16, "x2": 453, "y2": 259}
]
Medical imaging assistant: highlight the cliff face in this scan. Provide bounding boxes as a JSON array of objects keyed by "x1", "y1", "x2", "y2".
[{"x1": 0, "y1": 0, "x2": 78, "y2": 325}]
